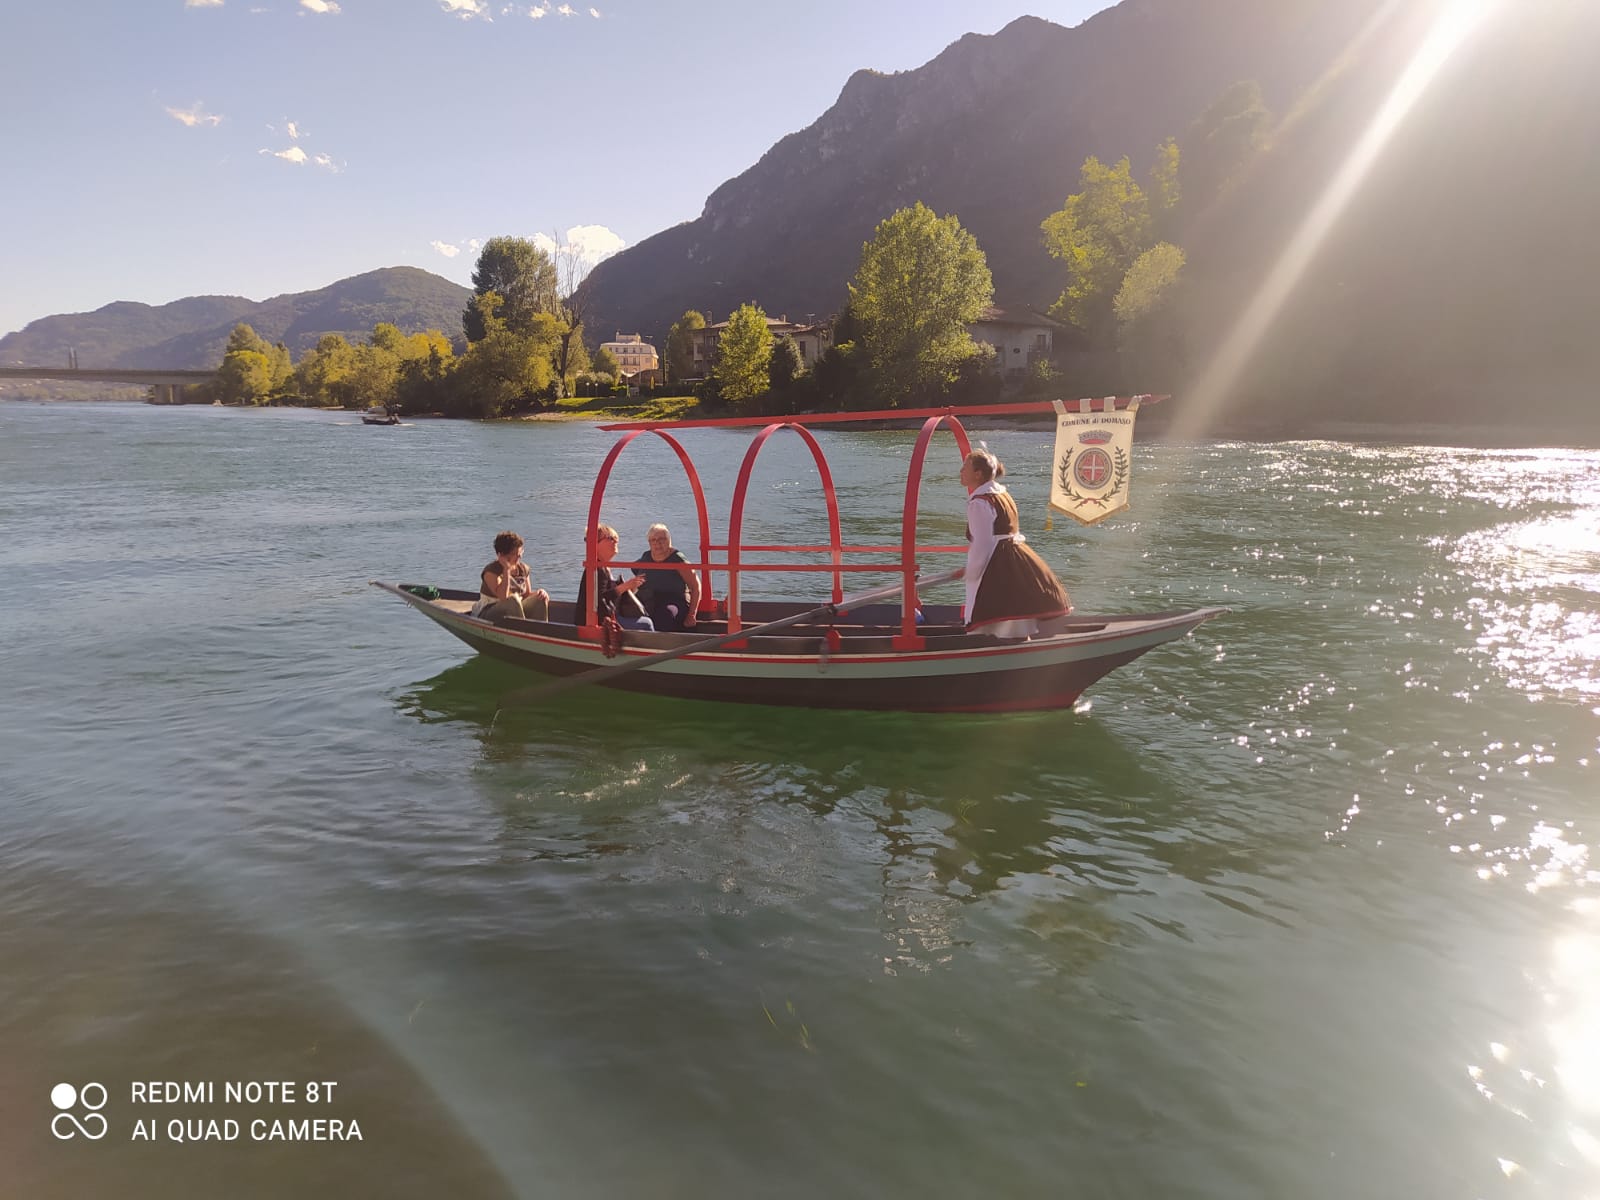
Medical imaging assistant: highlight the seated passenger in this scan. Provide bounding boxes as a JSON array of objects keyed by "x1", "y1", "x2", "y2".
[
  {"x1": 473, "y1": 530, "x2": 550, "y2": 622},
  {"x1": 574, "y1": 524, "x2": 655, "y2": 631},
  {"x1": 632, "y1": 523, "x2": 701, "y2": 632}
]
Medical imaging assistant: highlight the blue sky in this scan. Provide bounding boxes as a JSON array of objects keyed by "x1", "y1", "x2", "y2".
[{"x1": 0, "y1": 0, "x2": 1114, "y2": 338}]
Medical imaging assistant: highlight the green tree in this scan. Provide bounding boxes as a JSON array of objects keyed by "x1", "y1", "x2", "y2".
[
  {"x1": 558, "y1": 322, "x2": 589, "y2": 392},
  {"x1": 398, "y1": 330, "x2": 453, "y2": 366},
  {"x1": 370, "y1": 322, "x2": 405, "y2": 354},
  {"x1": 769, "y1": 335, "x2": 803, "y2": 391},
  {"x1": 268, "y1": 342, "x2": 294, "y2": 395},
  {"x1": 1041, "y1": 156, "x2": 1153, "y2": 336},
  {"x1": 216, "y1": 348, "x2": 273, "y2": 405},
  {"x1": 592, "y1": 346, "x2": 620, "y2": 377},
  {"x1": 715, "y1": 304, "x2": 774, "y2": 403},
  {"x1": 1115, "y1": 242, "x2": 1188, "y2": 379},
  {"x1": 549, "y1": 237, "x2": 599, "y2": 393},
  {"x1": 464, "y1": 291, "x2": 507, "y2": 342},
  {"x1": 447, "y1": 314, "x2": 559, "y2": 418},
  {"x1": 463, "y1": 237, "x2": 559, "y2": 342},
  {"x1": 213, "y1": 323, "x2": 278, "y2": 405},
  {"x1": 1181, "y1": 81, "x2": 1272, "y2": 217},
  {"x1": 848, "y1": 202, "x2": 994, "y2": 406},
  {"x1": 225, "y1": 322, "x2": 272, "y2": 358},
  {"x1": 1114, "y1": 242, "x2": 1187, "y2": 336},
  {"x1": 394, "y1": 340, "x2": 454, "y2": 416},
  {"x1": 1149, "y1": 137, "x2": 1181, "y2": 232},
  {"x1": 294, "y1": 334, "x2": 358, "y2": 407},
  {"x1": 811, "y1": 339, "x2": 864, "y2": 409},
  {"x1": 665, "y1": 309, "x2": 706, "y2": 381}
]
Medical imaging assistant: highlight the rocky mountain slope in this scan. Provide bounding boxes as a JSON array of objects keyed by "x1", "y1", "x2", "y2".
[{"x1": 583, "y1": 0, "x2": 1388, "y2": 343}]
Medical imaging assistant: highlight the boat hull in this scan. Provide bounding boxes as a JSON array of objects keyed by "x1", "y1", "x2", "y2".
[{"x1": 374, "y1": 584, "x2": 1224, "y2": 713}]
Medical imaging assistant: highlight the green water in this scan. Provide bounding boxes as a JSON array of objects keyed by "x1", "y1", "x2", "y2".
[{"x1": 2, "y1": 402, "x2": 1596, "y2": 1198}]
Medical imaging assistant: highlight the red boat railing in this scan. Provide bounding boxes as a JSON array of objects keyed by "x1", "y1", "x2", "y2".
[{"x1": 582, "y1": 396, "x2": 1162, "y2": 647}]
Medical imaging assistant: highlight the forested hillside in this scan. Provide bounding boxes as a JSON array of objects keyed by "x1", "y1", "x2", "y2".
[
  {"x1": 584, "y1": 0, "x2": 1598, "y2": 436},
  {"x1": 0, "y1": 267, "x2": 468, "y2": 371}
]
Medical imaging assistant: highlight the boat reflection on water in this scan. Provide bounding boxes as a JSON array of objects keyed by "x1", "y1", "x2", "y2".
[{"x1": 395, "y1": 659, "x2": 1278, "y2": 972}]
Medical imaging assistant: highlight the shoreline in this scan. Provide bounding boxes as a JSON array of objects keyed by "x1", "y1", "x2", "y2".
[{"x1": 7, "y1": 397, "x2": 1597, "y2": 448}]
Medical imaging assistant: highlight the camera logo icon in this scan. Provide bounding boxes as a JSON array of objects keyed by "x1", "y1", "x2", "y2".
[{"x1": 51, "y1": 1083, "x2": 108, "y2": 1141}]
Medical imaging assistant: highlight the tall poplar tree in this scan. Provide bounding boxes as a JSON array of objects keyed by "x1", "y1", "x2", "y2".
[
  {"x1": 715, "y1": 304, "x2": 774, "y2": 403},
  {"x1": 1041, "y1": 156, "x2": 1153, "y2": 336},
  {"x1": 848, "y1": 202, "x2": 993, "y2": 406},
  {"x1": 666, "y1": 310, "x2": 706, "y2": 381},
  {"x1": 463, "y1": 237, "x2": 559, "y2": 342}
]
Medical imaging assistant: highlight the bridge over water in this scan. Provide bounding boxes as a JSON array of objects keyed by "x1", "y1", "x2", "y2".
[{"x1": 0, "y1": 366, "x2": 217, "y2": 403}]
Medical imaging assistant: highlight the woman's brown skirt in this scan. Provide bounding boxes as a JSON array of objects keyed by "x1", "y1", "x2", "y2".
[{"x1": 968, "y1": 542, "x2": 1070, "y2": 631}]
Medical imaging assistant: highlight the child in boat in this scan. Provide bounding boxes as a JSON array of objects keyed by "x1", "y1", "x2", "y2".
[
  {"x1": 574, "y1": 524, "x2": 655, "y2": 631},
  {"x1": 472, "y1": 531, "x2": 550, "y2": 621},
  {"x1": 958, "y1": 448, "x2": 1070, "y2": 638}
]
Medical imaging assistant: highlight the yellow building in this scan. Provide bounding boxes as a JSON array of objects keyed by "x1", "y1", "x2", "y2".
[{"x1": 599, "y1": 332, "x2": 660, "y2": 379}]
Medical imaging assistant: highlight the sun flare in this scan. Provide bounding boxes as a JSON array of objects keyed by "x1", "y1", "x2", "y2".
[{"x1": 1172, "y1": 0, "x2": 1502, "y2": 439}]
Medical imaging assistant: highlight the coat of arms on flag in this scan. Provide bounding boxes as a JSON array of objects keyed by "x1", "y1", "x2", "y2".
[{"x1": 1048, "y1": 396, "x2": 1145, "y2": 526}]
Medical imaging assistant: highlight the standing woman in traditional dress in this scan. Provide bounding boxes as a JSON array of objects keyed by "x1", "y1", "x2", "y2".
[{"x1": 958, "y1": 448, "x2": 1071, "y2": 638}]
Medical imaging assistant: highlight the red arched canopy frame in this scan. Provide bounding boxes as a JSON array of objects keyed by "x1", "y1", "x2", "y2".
[
  {"x1": 583, "y1": 397, "x2": 1163, "y2": 644},
  {"x1": 581, "y1": 428, "x2": 712, "y2": 635}
]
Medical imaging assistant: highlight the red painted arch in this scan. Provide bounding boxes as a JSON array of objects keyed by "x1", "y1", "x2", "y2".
[
  {"x1": 895, "y1": 415, "x2": 973, "y2": 647},
  {"x1": 582, "y1": 429, "x2": 713, "y2": 634},
  {"x1": 725, "y1": 422, "x2": 844, "y2": 633}
]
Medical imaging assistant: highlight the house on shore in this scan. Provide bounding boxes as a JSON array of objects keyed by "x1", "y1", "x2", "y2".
[
  {"x1": 681, "y1": 304, "x2": 1059, "y2": 386},
  {"x1": 968, "y1": 305, "x2": 1064, "y2": 380},
  {"x1": 600, "y1": 332, "x2": 660, "y2": 380},
  {"x1": 690, "y1": 314, "x2": 833, "y2": 379}
]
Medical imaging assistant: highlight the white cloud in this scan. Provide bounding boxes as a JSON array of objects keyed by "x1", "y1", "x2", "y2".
[
  {"x1": 556, "y1": 3, "x2": 575, "y2": 15},
  {"x1": 185, "y1": 0, "x2": 224, "y2": 7},
  {"x1": 566, "y1": 224, "x2": 626, "y2": 266},
  {"x1": 468, "y1": 238, "x2": 483, "y2": 252},
  {"x1": 261, "y1": 145, "x2": 309, "y2": 164},
  {"x1": 167, "y1": 103, "x2": 223, "y2": 127},
  {"x1": 431, "y1": 241, "x2": 462, "y2": 258},
  {"x1": 528, "y1": 3, "x2": 548, "y2": 16},
  {"x1": 440, "y1": 0, "x2": 488, "y2": 17},
  {"x1": 589, "y1": 6, "x2": 600, "y2": 16},
  {"x1": 531, "y1": 225, "x2": 627, "y2": 270},
  {"x1": 311, "y1": 153, "x2": 340, "y2": 172},
  {"x1": 286, "y1": 121, "x2": 303, "y2": 139},
  {"x1": 299, "y1": 0, "x2": 340, "y2": 12}
]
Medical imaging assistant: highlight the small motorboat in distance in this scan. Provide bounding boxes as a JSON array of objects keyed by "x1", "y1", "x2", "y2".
[
  {"x1": 361, "y1": 405, "x2": 400, "y2": 425},
  {"x1": 373, "y1": 399, "x2": 1225, "y2": 714}
]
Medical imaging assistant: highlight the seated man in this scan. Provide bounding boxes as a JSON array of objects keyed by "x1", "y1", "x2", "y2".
[
  {"x1": 574, "y1": 524, "x2": 654, "y2": 631},
  {"x1": 472, "y1": 530, "x2": 550, "y2": 622}
]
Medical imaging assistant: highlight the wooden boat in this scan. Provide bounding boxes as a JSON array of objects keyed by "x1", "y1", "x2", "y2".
[
  {"x1": 373, "y1": 399, "x2": 1224, "y2": 713},
  {"x1": 361, "y1": 406, "x2": 400, "y2": 425}
]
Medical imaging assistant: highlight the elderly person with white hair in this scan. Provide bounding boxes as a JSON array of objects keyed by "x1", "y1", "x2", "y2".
[{"x1": 631, "y1": 522, "x2": 701, "y2": 631}]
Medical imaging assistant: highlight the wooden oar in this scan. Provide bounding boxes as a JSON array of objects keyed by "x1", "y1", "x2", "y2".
[{"x1": 499, "y1": 567, "x2": 963, "y2": 708}]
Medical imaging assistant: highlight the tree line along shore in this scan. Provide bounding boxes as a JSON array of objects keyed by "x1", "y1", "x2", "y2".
[{"x1": 164, "y1": 82, "x2": 1267, "y2": 423}]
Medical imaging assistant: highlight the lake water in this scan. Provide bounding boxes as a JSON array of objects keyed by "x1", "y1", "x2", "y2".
[{"x1": 1, "y1": 401, "x2": 1596, "y2": 1198}]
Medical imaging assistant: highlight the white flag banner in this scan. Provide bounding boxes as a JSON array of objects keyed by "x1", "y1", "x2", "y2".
[{"x1": 1048, "y1": 396, "x2": 1144, "y2": 526}]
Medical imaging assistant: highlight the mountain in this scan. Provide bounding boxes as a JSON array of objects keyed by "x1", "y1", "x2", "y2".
[
  {"x1": 582, "y1": 0, "x2": 1599, "y2": 437},
  {"x1": 582, "y1": 0, "x2": 1388, "y2": 344},
  {"x1": 0, "y1": 267, "x2": 469, "y2": 372},
  {"x1": 1168, "y1": 0, "x2": 1600, "y2": 434}
]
